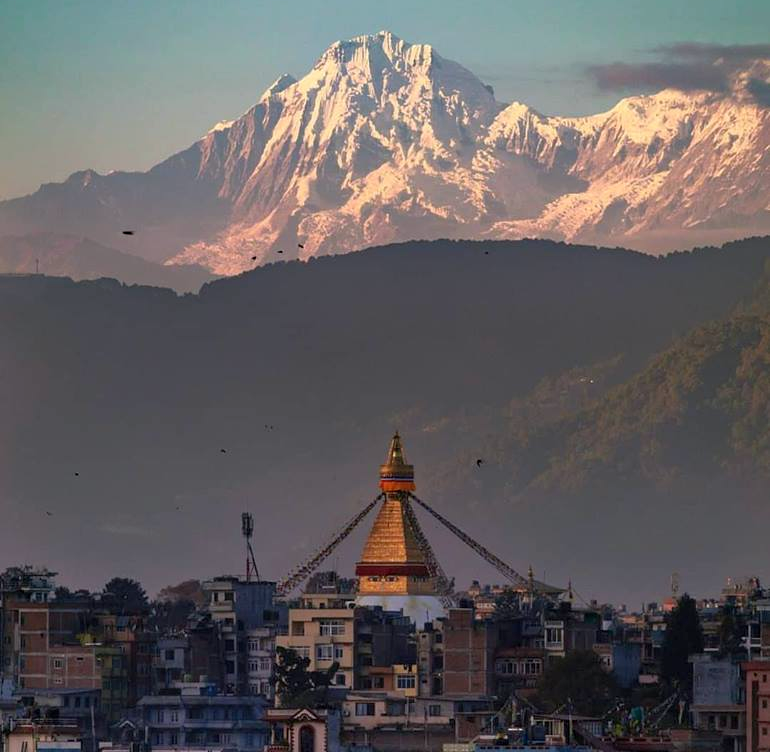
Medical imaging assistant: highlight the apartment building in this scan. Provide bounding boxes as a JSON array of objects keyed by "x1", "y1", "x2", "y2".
[{"x1": 136, "y1": 689, "x2": 269, "y2": 751}]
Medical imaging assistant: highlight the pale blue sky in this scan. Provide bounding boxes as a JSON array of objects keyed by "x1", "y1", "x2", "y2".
[{"x1": 1, "y1": 0, "x2": 767, "y2": 200}]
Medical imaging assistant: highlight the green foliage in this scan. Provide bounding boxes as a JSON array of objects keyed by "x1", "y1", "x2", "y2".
[
  {"x1": 660, "y1": 594, "x2": 704, "y2": 694},
  {"x1": 103, "y1": 577, "x2": 149, "y2": 613},
  {"x1": 150, "y1": 599, "x2": 196, "y2": 632},
  {"x1": 717, "y1": 606, "x2": 744, "y2": 656},
  {"x1": 536, "y1": 650, "x2": 618, "y2": 716},
  {"x1": 479, "y1": 316, "x2": 770, "y2": 491},
  {"x1": 272, "y1": 646, "x2": 340, "y2": 708},
  {"x1": 493, "y1": 588, "x2": 521, "y2": 620}
]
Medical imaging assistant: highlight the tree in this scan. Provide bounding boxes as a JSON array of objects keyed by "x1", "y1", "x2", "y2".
[
  {"x1": 536, "y1": 650, "x2": 618, "y2": 716},
  {"x1": 493, "y1": 589, "x2": 521, "y2": 620},
  {"x1": 103, "y1": 577, "x2": 148, "y2": 613},
  {"x1": 156, "y1": 579, "x2": 205, "y2": 607},
  {"x1": 718, "y1": 606, "x2": 744, "y2": 656},
  {"x1": 151, "y1": 599, "x2": 196, "y2": 632},
  {"x1": 272, "y1": 646, "x2": 339, "y2": 707},
  {"x1": 660, "y1": 594, "x2": 704, "y2": 695}
]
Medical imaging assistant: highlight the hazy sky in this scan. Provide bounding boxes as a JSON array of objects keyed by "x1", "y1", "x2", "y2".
[{"x1": 1, "y1": 0, "x2": 768, "y2": 200}]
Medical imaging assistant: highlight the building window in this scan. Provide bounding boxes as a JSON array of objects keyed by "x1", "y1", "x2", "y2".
[
  {"x1": 165, "y1": 649, "x2": 175, "y2": 661},
  {"x1": 290, "y1": 646, "x2": 310, "y2": 659},
  {"x1": 429, "y1": 704, "x2": 442, "y2": 717},
  {"x1": 316, "y1": 644, "x2": 334, "y2": 661},
  {"x1": 335, "y1": 673, "x2": 346, "y2": 686},
  {"x1": 496, "y1": 659, "x2": 515, "y2": 675},
  {"x1": 248, "y1": 640, "x2": 258, "y2": 652},
  {"x1": 355, "y1": 703, "x2": 375, "y2": 716},
  {"x1": 169, "y1": 734, "x2": 177, "y2": 746},
  {"x1": 334, "y1": 645, "x2": 344, "y2": 660},
  {"x1": 261, "y1": 681, "x2": 271, "y2": 695},
  {"x1": 260, "y1": 657, "x2": 271, "y2": 672},
  {"x1": 249, "y1": 660, "x2": 258, "y2": 672},
  {"x1": 170, "y1": 711, "x2": 178, "y2": 723},
  {"x1": 291, "y1": 622, "x2": 305, "y2": 636},
  {"x1": 319, "y1": 619, "x2": 346, "y2": 636},
  {"x1": 545, "y1": 627, "x2": 563, "y2": 647},
  {"x1": 372, "y1": 676, "x2": 384, "y2": 689},
  {"x1": 53, "y1": 677, "x2": 63, "y2": 685},
  {"x1": 53, "y1": 658, "x2": 64, "y2": 670},
  {"x1": 763, "y1": 699, "x2": 768, "y2": 710},
  {"x1": 397, "y1": 674, "x2": 416, "y2": 690}
]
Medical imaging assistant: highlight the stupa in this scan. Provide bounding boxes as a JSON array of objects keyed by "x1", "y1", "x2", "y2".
[{"x1": 355, "y1": 433, "x2": 446, "y2": 625}]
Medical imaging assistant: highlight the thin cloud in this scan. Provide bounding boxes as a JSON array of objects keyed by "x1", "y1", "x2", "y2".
[
  {"x1": 587, "y1": 62, "x2": 727, "y2": 92},
  {"x1": 655, "y1": 42, "x2": 770, "y2": 62}
]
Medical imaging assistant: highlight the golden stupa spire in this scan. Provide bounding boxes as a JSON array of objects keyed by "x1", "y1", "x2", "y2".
[
  {"x1": 356, "y1": 433, "x2": 434, "y2": 596},
  {"x1": 379, "y1": 431, "x2": 415, "y2": 493}
]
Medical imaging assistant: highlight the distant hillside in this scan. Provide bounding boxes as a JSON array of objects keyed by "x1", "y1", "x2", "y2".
[
  {"x1": 2, "y1": 236, "x2": 770, "y2": 602},
  {"x1": 434, "y1": 316, "x2": 770, "y2": 495},
  {"x1": 0, "y1": 233, "x2": 213, "y2": 293}
]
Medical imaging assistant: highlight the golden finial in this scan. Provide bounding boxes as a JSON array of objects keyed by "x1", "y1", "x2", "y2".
[{"x1": 379, "y1": 432, "x2": 415, "y2": 492}]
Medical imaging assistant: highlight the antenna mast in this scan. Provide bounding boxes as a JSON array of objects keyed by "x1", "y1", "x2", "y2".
[{"x1": 241, "y1": 513, "x2": 259, "y2": 582}]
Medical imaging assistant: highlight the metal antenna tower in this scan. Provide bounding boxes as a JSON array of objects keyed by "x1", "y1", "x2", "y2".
[{"x1": 242, "y1": 512, "x2": 260, "y2": 582}]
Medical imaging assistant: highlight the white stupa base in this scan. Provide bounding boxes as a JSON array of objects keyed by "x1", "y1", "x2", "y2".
[{"x1": 355, "y1": 594, "x2": 446, "y2": 627}]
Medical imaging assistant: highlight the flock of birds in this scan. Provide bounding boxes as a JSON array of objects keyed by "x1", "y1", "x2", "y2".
[
  {"x1": 51, "y1": 231, "x2": 488, "y2": 509},
  {"x1": 123, "y1": 229, "x2": 305, "y2": 263}
]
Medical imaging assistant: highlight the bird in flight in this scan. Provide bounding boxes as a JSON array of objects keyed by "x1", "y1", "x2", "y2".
[
  {"x1": 122, "y1": 230, "x2": 135, "y2": 236},
  {"x1": 45, "y1": 511, "x2": 53, "y2": 517},
  {"x1": 277, "y1": 249, "x2": 284, "y2": 254},
  {"x1": 251, "y1": 256, "x2": 257, "y2": 261},
  {"x1": 74, "y1": 472, "x2": 80, "y2": 477},
  {"x1": 297, "y1": 243, "x2": 304, "y2": 249},
  {"x1": 220, "y1": 448, "x2": 227, "y2": 454},
  {"x1": 476, "y1": 459, "x2": 484, "y2": 468}
]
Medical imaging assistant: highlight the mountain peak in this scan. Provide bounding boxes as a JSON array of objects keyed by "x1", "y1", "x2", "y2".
[{"x1": 260, "y1": 73, "x2": 297, "y2": 100}]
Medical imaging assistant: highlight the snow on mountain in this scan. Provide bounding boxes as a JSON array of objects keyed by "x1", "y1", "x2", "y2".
[{"x1": 1, "y1": 32, "x2": 769, "y2": 274}]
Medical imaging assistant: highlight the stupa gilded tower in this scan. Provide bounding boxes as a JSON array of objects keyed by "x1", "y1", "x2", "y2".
[{"x1": 355, "y1": 433, "x2": 446, "y2": 623}]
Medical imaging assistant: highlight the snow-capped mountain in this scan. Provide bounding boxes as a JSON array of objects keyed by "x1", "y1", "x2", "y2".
[{"x1": 1, "y1": 31, "x2": 769, "y2": 274}]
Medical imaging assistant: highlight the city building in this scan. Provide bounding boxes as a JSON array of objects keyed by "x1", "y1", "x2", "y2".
[
  {"x1": 743, "y1": 661, "x2": 770, "y2": 752},
  {"x1": 276, "y1": 599, "x2": 355, "y2": 690},
  {"x1": 136, "y1": 688, "x2": 269, "y2": 751},
  {"x1": 4, "y1": 721, "x2": 82, "y2": 752},
  {"x1": 264, "y1": 707, "x2": 341, "y2": 752},
  {"x1": 201, "y1": 576, "x2": 283, "y2": 694},
  {"x1": 690, "y1": 654, "x2": 745, "y2": 752}
]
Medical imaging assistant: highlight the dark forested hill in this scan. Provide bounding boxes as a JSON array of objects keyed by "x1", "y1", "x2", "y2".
[{"x1": 2, "y1": 236, "x2": 770, "y2": 602}]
